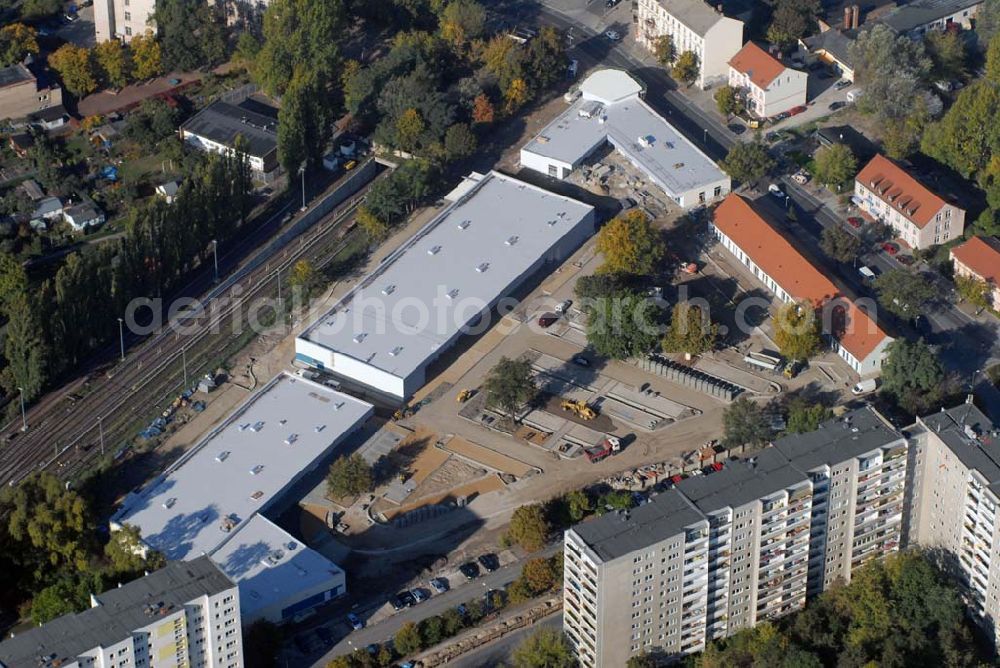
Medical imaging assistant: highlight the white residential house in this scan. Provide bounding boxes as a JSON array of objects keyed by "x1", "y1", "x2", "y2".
[
  {"x1": 636, "y1": 0, "x2": 744, "y2": 88},
  {"x1": 854, "y1": 154, "x2": 965, "y2": 249},
  {"x1": 157, "y1": 180, "x2": 180, "y2": 203},
  {"x1": 728, "y1": 42, "x2": 808, "y2": 118},
  {"x1": 63, "y1": 202, "x2": 105, "y2": 231}
]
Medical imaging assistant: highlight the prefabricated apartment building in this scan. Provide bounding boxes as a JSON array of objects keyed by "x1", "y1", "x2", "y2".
[{"x1": 295, "y1": 170, "x2": 596, "y2": 401}]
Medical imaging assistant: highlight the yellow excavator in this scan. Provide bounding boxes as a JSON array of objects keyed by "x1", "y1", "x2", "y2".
[
  {"x1": 561, "y1": 399, "x2": 597, "y2": 420},
  {"x1": 456, "y1": 389, "x2": 474, "y2": 403}
]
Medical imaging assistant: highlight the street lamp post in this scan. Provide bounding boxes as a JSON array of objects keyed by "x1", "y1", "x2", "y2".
[
  {"x1": 17, "y1": 386, "x2": 26, "y2": 432},
  {"x1": 117, "y1": 317, "x2": 125, "y2": 362},
  {"x1": 211, "y1": 240, "x2": 219, "y2": 283}
]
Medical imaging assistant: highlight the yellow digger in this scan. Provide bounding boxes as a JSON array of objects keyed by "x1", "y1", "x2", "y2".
[
  {"x1": 560, "y1": 399, "x2": 597, "y2": 420},
  {"x1": 456, "y1": 389, "x2": 474, "y2": 403}
]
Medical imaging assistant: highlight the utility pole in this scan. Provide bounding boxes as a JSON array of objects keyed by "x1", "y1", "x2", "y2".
[
  {"x1": 300, "y1": 165, "x2": 307, "y2": 211},
  {"x1": 276, "y1": 268, "x2": 282, "y2": 306},
  {"x1": 182, "y1": 347, "x2": 188, "y2": 389}
]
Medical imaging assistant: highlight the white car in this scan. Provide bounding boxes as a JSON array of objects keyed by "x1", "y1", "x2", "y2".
[
  {"x1": 768, "y1": 184, "x2": 786, "y2": 199},
  {"x1": 555, "y1": 299, "x2": 573, "y2": 314},
  {"x1": 604, "y1": 30, "x2": 622, "y2": 41}
]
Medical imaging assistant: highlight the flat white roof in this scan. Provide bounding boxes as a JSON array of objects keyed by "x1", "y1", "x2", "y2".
[
  {"x1": 112, "y1": 372, "x2": 373, "y2": 561},
  {"x1": 523, "y1": 70, "x2": 728, "y2": 198},
  {"x1": 299, "y1": 171, "x2": 594, "y2": 380},
  {"x1": 211, "y1": 515, "x2": 343, "y2": 619},
  {"x1": 581, "y1": 69, "x2": 644, "y2": 104}
]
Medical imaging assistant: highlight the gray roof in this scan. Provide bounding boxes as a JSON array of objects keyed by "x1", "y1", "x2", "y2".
[
  {"x1": 0, "y1": 557, "x2": 233, "y2": 668},
  {"x1": 569, "y1": 407, "x2": 904, "y2": 562},
  {"x1": 181, "y1": 99, "x2": 278, "y2": 159},
  {"x1": 0, "y1": 63, "x2": 34, "y2": 89},
  {"x1": 919, "y1": 403, "x2": 1000, "y2": 495},
  {"x1": 802, "y1": 29, "x2": 856, "y2": 68},
  {"x1": 522, "y1": 71, "x2": 728, "y2": 199},
  {"x1": 879, "y1": 0, "x2": 983, "y2": 32},
  {"x1": 649, "y1": 0, "x2": 731, "y2": 36},
  {"x1": 64, "y1": 202, "x2": 101, "y2": 221},
  {"x1": 299, "y1": 171, "x2": 594, "y2": 382},
  {"x1": 112, "y1": 372, "x2": 373, "y2": 561}
]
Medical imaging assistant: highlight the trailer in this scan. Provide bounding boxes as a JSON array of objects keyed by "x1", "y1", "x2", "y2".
[
  {"x1": 584, "y1": 437, "x2": 621, "y2": 463},
  {"x1": 744, "y1": 351, "x2": 782, "y2": 372}
]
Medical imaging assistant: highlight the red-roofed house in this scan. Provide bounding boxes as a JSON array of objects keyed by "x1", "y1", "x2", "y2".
[
  {"x1": 712, "y1": 194, "x2": 893, "y2": 376},
  {"x1": 950, "y1": 236, "x2": 1000, "y2": 309},
  {"x1": 728, "y1": 42, "x2": 807, "y2": 118},
  {"x1": 854, "y1": 154, "x2": 965, "y2": 249}
]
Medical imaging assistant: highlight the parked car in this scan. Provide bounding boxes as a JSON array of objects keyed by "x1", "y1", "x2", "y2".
[
  {"x1": 604, "y1": 30, "x2": 622, "y2": 41},
  {"x1": 347, "y1": 613, "x2": 364, "y2": 630},
  {"x1": 852, "y1": 378, "x2": 879, "y2": 395},
  {"x1": 572, "y1": 354, "x2": 590, "y2": 367},
  {"x1": 567, "y1": 59, "x2": 579, "y2": 78},
  {"x1": 555, "y1": 299, "x2": 573, "y2": 314},
  {"x1": 411, "y1": 588, "x2": 428, "y2": 603},
  {"x1": 881, "y1": 242, "x2": 899, "y2": 255},
  {"x1": 459, "y1": 562, "x2": 480, "y2": 580},
  {"x1": 897, "y1": 255, "x2": 914, "y2": 266},
  {"x1": 478, "y1": 553, "x2": 500, "y2": 572},
  {"x1": 768, "y1": 184, "x2": 786, "y2": 199},
  {"x1": 858, "y1": 265, "x2": 878, "y2": 283},
  {"x1": 788, "y1": 105, "x2": 807, "y2": 116},
  {"x1": 397, "y1": 590, "x2": 416, "y2": 607},
  {"x1": 538, "y1": 312, "x2": 559, "y2": 328},
  {"x1": 727, "y1": 122, "x2": 746, "y2": 135},
  {"x1": 606, "y1": 0, "x2": 622, "y2": 6},
  {"x1": 828, "y1": 101, "x2": 846, "y2": 111},
  {"x1": 835, "y1": 79, "x2": 852, "y2": 90},
  {"x1": 847, "y1": 216, "x2": 864, "y2": 228},
  {"x1": 389, "y1": 593, "x2": 406, "y2": 611},
  {"x1": 430, "y1": 577, "x2": 449, "y2": 593}
]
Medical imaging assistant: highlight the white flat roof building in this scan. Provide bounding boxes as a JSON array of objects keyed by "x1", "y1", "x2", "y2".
[
  {"x1": 295, "y1": 170, "x2": 596, "y2": 401},
  {"x1": 520, "y1": 69, "x2": 731, "y2": 209},
  {"x1": 112, "y1": 371, "x2": 373, "y2": 623}
]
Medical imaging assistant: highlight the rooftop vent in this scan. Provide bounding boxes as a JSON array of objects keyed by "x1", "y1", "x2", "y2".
[
  {"x1": 447, "y1": 288, "x2": 459, "y2": 299},
  {"x1": 163, "y1": 497, "x2": 177, "y2": 509},
  {"x1": 238, "y1": 423, "x2": 250, "y2": 432},
  {"x1": 382, "y1": 285, "x2": 396, "y2": 296},
  {"x1": 215, "y1": 451, "x2": 230, "y2": 462},
  {"x1": 251, "y1": 490, "x2": 264, "y2": 500},
  {"x1": 476, "y1": 262, "x2": 489, "y2": 273},
  {"x1": 250, "y1": 421, "x2": 264, "y2": 432},
  {"x1": 428, "y1": 245, "x2": 442, "y2": 255},
  {"x1": 457, "y1": 220, "x2": 471, "y2": 230},
  {"x1": 547, "y1": 219, "x2": 557, "y2": 226},
  {"x1": 389, "y1": 346, "x2": 403, "y2": 357},
  {"x1": 334, "y1": 401, "x2": 345, "y2": 410},
  {"x1": 284, "y1": 433, "x2": 298, "y2": 445},
  {"x1": 505, "y1": 235, "x2": 519, "y2": 246},
  {"x1": 353, "y1": 333, "x2": 367, "y2": 344},
  {"x1": 250, "y1": 464, "x2": 264, "y2": 475},
  {"x1": 264, "y1": 550, "x2": 284, "y2": 566},
  {"x1": 315, "y1": 424, "x2": 326, "y2": 432}
]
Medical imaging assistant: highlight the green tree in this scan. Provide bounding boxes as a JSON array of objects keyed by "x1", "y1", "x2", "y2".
[
  {"x1": 672, "y1": 50, "x2": 699, "y2": 85},
  {"x1": 924, "y1": 29, "x2": 967, "y2": 80},
  {"x1": 20, "y1": 0, "x2": 61, "y2": 18},
  {"x1": 483, "y1": 356, "x2": 536, "y2": 424},
  {"x1": 326, "y1": 453, "x2": 373, "y2": 499},
  {"x1": 287, "y1": 259, "x2": 320, "y2": 298},
  {"x1": 564, "y1": 489, "x2": 593, "y2": 522},
  {"x1": 723, "y1": 395, "x2": 772, "y2": 448},
  {"x1": 987, "y1": 34, "x2": 1000, "y2": 83},
  {"x1": 439, "y1": 0, "x2": 486, "y2": 47},
  {"x1": 31, "y1": 571, "x2": 105, "y2": 624},
  {"x1": 507, "y1": 504, "x2": 550, "y2": 552},
  {"x1": 661, "y1": 302, "x2": 718, "y2": 357},
  {"x1": 0, "y1": 23, "x2": 38, "y2": 67},
  {"x1": 812, "y1": 143, "x2": 857, "y2": 191},
  {"x1": 785, "y1": 398, "x2": 832, "y2": 434},
  {"x1": 774, "y1": 301, "x2": 822, "y2": 361},
  {"x1": 820, "y1": 225, "x2": 861, "y2": 263},
  {"x1": 980, "y1": 0, "x2": 1000, "y2": 44},
  {"x1": 511, "y1": 628, "x2": 575, "y2": 668},
  {"x1": 653, "y1": 34, "x2": 675, "y2": 67},
  {"x1": 874, "y1": 268, "x2": 935, "y2": 317},
  {"x1": 2, "y1": 290, "x2": 48, "y2": 401},
  {"x1": 766, "y1": 0, "x2": 820, "y2": 45},
  {"x1": 49, "y1": 44, "x2": 97, "y2": 97},
  {"x1": 394, "y1": 621, "x2": 422, "y2": 656},
  {"x1": 419, "y1": 615, "x2": 444, "y2": 646},
  {"x1": 721, "y1": 141, "x2": 774, "y2": 184},
  {"x1": 129, "y1": 30, "x2": 162, "y2": 80},
  {"x1": 955, "y1": 274, "x2": 992, "y2": 310},
  {"x1": 154, "y1": 0, "x2": 228, "y2": 71},
  {"x1": 714, "y1": 85, "x2": 743, "y2": 117},
  {"x1": 278, "y1": 65, "x2": 333, "y2": 174},
  {"x1": 442, "y1": 122, "x2": 478, "y2": 162},
  {"x1": 104, "y1": 524, "x2": 165, "y2": 576},
  {"x1": 627, "y1": 654, "x2": 657, "y2": 668},
  {"x1": 881, "y1": 339, "x2": 945, "y2": 413},
  {"x1": 441, "y1": 607, "x2": 464, "y2": 635},
  {"x1": 849, "y1": 24, "x2": 932, "y2": 120},
  {"x1": 357, "y1": 206, "x2": 390, "y2": 241},
  {"x1": 595, "y1": 209, "x2": 665, "y2": 276},
  {"x1": 585, "y1": 291, "x2": 660, "y2": 360},
  {"x1": 94, "y1": 39, "x2": 130, "y2": 89},
  {"x1": 254, "y1": 0, "x2": 343, "y2": 96}
]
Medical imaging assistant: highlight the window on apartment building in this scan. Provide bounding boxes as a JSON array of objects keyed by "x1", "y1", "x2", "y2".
[
  {"x1": 124, "y1": 11, "x2": 131, "y2": 20},
  {"x1": 125, "y1": 26, "x2": 132, "y2": 35}
]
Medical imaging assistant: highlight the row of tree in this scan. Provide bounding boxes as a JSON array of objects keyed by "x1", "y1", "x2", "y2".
[
  {"x1": 49, "y1": 32, "x2": 162, "y2": 96},
  {"x1": 0, "y1": 473, "x2": 165, "y2": 624},
  {"x1": 0, "y1": 149, "x2": 252, "y2": 403}
]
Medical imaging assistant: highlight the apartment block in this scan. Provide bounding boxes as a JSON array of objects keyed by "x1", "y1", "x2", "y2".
[
  {"x1": 635, "y1": 0, "x2": 744, "y2": 88},
  {"x1": 728, "y1": 42, "x2": 808, "y2": 118},
  {"x1": 0, "y1": 63, "x2": 63, "y2": 123},
  {"x1": 907, "y1": 403, "x2": 1000, "y2": 644},
  {"x1": 564, "y1": 407, "x2": 908, "y2": 666},
  {"x1": 854, "y1": 154, "x2": 965, "y2": 249},
  {"x1": 96, "y1": 0, "x2": 269, "y2": 42},
  {"x1": 0, "y1": 557, "x2": 242, "y2": 668}
]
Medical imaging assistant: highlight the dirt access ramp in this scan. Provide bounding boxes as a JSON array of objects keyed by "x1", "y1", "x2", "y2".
[{"x1": 440, "y1": 436, "x2": 538, "y2": 478}]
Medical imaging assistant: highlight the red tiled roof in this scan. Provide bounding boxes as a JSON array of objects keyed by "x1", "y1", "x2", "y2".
[
  {"x1": 728, "y1": 42, "x2": 787, "y2": 89},
  {"x1": 713, "y1": 194, "x2": 890, "y2": 362},
  {"x1": 855, "y1": 154, "x2": 948, "y2": 229},
  {"x1": 951, "y1": 236, "x2": 1000, "y2": 286}
]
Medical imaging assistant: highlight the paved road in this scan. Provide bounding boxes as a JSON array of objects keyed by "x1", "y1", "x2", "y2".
[
  {"x1": 448, "y1": 613, "x2": 563, "y2": 668},
  {"x1": 304, "y1": 544, "x2": 562, "y2": 666}
]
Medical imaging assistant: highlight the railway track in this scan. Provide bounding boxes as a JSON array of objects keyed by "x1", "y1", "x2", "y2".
[{"x1": 0, "y1": 170, "x2": 383, "y2": 487}]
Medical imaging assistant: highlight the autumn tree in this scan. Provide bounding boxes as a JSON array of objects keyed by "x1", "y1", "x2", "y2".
[
  {"x1": 483, "y1": 356, "x2": 536, "y2": 424},
  {"x1": 955, "y1": 274, "x2": 993, "y2": 311},
  {"x1": 662, "y1": 302, "x2": 718, "y2": 358},
  {"x1": 472, "y1": 93, "x2": 495, "y2": 124},
  {"x1": 0, "y1": 23, "x2": 39, "y2": 67},
  {"x1": 356, "y1": 206, "x2": 389, "y2": 241},
  {"x1": 672, "y1": 50, "x2": 699, "y2": 85},
  {"x1": 653, "y1": 34, "x2": 675, "y2": 67},
  {"x1": 511, "y1": 628, "x2": 575, "y2": 668},
  {"x1": 774, "y1": 301, "x2": 822, "y2": 361},
  {"x1": 595, "y1": 209, "x2": 665, "y2": 276},
  {"x1": 721, "y1": 141, "x2": 774, "y2": 184},
  {"x1": 723, "y1": 395, "x2": 772, "y2": 448},
  {"x1": 506, "y1": 503, "x2": 550, "y2": 552},
  {"x1": 820, "y1": 225, "x2": 861, "y2": 264},
  {"x1": 49, "y1": 44, "x2": 97, "y2": 97},
  {"x1": 94, "y1": 39, "x2": 130, "y2": 89},
  {"x1": 504, "y1": 77, "x2": 529, "y2": 114},
  {"x1": 326, "y1": 453, "x2": 373, "y2": 499},
  {"x1": 129, "y1": 30, "x2": 162, "y2": 80},
  {"x1": 714, "y1": 85, "x2": 743, "y2": 117},
  {"x1": 812, "y1": 143, "x2": 857, "y2": 190},
  {"x1": 439, "y1": 0, "x2": 486, "y2": 48},
  {"x1": 287, "y1": 259, "x2": 320, "y2": 299},
  {"x1": 395, "y1": 621, "x2": 422, "y2": 656}
]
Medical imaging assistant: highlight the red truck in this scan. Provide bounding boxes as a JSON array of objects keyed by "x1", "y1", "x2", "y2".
[{"x1": 585, "y1": 437, "x2": 622, "y2": 463}]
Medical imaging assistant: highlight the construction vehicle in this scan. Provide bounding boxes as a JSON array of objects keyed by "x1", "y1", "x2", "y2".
[
  {"x1": 392, "y1": 406, "x2": 414, "y2": 421},
  {"x1": 456, "y1": 389, "x2": 474, "y2": 403},
  {"x1": 561, "y1": 399, "x2": 597, "y2": 420},
  {"x1": 584, "y1": 436, "x2": 621, "y2": 463}
]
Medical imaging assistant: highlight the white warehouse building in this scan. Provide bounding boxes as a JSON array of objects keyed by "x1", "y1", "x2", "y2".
[
  {"x1": 295, "y1": 170, "x2": 596, "y2": 401},
  {"x1": 519, "y1": 69, "x2": 731, "y2": 209},
  {"x1": 111, "y1": 371, "x2": 373, "y2": 624}
]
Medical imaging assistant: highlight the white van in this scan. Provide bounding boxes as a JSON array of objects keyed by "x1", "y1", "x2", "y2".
[
  {"x1": 852, "y1": 378, "x2": 879, "y2": 395},
  {"x1": 858, "y1": 266, "x2": 877, "y2": 283}
]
